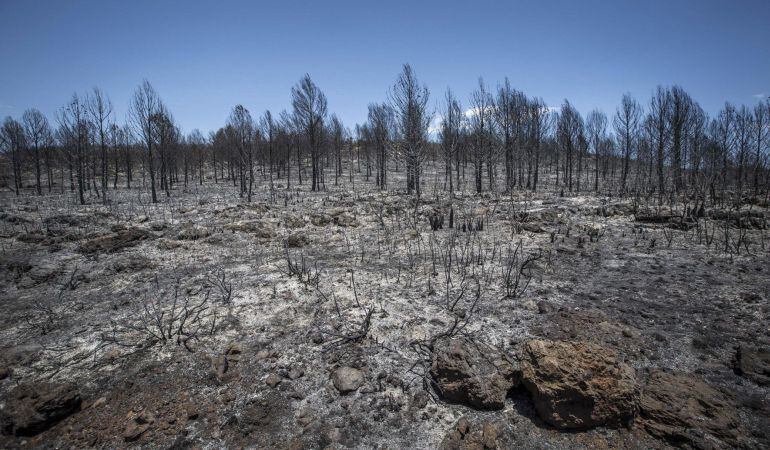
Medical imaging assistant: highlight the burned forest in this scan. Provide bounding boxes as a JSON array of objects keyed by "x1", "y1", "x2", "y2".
[{"x1": 1, "y1": 4, "x2": 769, "y2": 448}]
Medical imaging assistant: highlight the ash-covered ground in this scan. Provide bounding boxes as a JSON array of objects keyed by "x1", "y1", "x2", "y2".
[{"x1": 1, "y1": 172, "x2": 768, "y2": 449}]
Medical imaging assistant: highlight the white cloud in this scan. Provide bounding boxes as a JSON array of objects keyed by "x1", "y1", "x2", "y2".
[
  {"x1": 753, "y1": 93, "x2": 767, "y2": 99},
  {"x1": 428, "y1": 115, "x2": 443, "y2": 136}
]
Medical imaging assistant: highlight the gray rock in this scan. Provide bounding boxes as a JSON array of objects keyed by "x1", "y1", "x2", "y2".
[
  {"x1": 265, "y1": 373, "x2": 282, "y2": 388},
  {"x1": 332, "y1": 367, "x2": 364, "y2": 394},
  {"x1": 537, "y1": 300, "x2": 555, "y2": 314}
]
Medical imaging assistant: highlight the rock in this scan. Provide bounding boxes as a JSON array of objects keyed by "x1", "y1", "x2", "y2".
[
  {"x1": 225, "y1": 343, "x2": 243, "y2": 362},
  {"x1": 536, "y1": 300, "x2": 555, "y2": 314},
  {"x1": 89, "y1": 397, "x2": 107, "y2": 409},
  {"x1": 332, "y1": 367, "x2": 364, "y2": 394},
  {"x1": 211, "y1": 354, "x2": 239, "y2": 382},
  {"x1": 518, "y1": 299, "x2": 539, "y2": 312},
  {"x1": 148, "y1": 221, "x2": 166, "y2": 231},
  {"x1": 111, "y1": 254, "x2": 153, "y2": 273},
  {"x1": 212, "y1": 354, "x2": 228, "y2": 379},
  {"x1": 27, "y1": 263, "x2": 60, "y2": 283},
  {"x1": 456, "y1": 417, "x2": 470, "y2": 435},
  {"x1": 481, "y1": 422, "x2": 498, "y2": 449},
  {"x1": 0, "y1": 366, "x2": 11, "y2": 380},
  {"x1": 310, "y1": 214, "x2": 332, "y2": 226},
  {"x1": 439, "y1": 417, "x2": 501, "y2": 450},
  {"x1": 411, "y1": 391, "x2": 429, "y2": 410},
  {"x1": 123, "y1": 410, "x2": 154, "y2": 442},
  {"x1": 79, "y1": 228, "x2": 153, "y2": 254},
  {"x1": 184, "y1": 403, "x2": 199, "y2": 420},
  {"x1": 288, "y1": 367, "x2": 304, "y2": 380},
  {"x1": 176, "y1": 223, "x2": 212, "y2": 240},
  {"x1": 156, "y1": 239, "x2": 182, "y2": 250},
  {"x1": 285, "y1": 215, "x2": 306, "y2": 228},
  {"x1": 0, "y1": 383, "x2": 82, "y2": 436},
  {"x1": 286, "y1": 233, "x2": 308, "y2": 248},
  {"x1": 521, "y1": 222, "x2": 544, "y2": 233},
  {"x1": 324, "y1": 426, "x2": 344, "y2": 444},
  {"x1": 430, "y1": 337, "x2": 519, "y2": 410},
  {"x1": 733, "y1": 344, "x2": 770, "y2": 386},
  {"x1": 333, "y1": 212, "x2": 359, "y2": 227},
  {"x1": 520, "y1": 339, "x2": 639, "y2": 429},
  {"x1": 640, "y1": 371, "x2": 744, "y2": 448},
  {"x1": 265, "y1": 373, "x2": 282, "y2": 388}
]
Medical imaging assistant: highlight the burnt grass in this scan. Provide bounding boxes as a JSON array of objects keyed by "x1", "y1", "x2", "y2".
[{"x1": 0, "y1": 174, "x2": 768, "y2": 449}]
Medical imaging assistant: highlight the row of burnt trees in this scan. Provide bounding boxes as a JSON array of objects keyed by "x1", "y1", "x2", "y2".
[
  {"x1": 434, "y1": 81, "x2": 769, "y2": 200},
  {"x1": 2, "y1": 66, "x2": 769, "y2": 203},
  {"x1": 0, "y1": 82, "x2": 183, "y2": 205}
]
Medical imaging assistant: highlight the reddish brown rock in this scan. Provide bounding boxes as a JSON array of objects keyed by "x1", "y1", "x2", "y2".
[
  {"x1": 430, "y1": 337, "x2": 518, "y2": 410},
  {"x1": 640, "y1": 371, "x2": 745, "y2": 448},
  {"x1": 520, "y1": 339, "x2": 639, "y2": 429}
]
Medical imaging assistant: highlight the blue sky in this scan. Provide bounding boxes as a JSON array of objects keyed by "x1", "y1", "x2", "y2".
[{"x1": 0, "y1": 0, "x2": 768, "y2": 135}]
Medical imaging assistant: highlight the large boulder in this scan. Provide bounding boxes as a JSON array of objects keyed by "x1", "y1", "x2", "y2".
[
  {"x1": 430, "y1": 337, "x2": 518, "y2": 410},
  {"x1": 0, "y1": 383, "x2": 82, "y2": 436},
  {"x1": 733, "y1": 344, "x2": 770, "y2": 386},
  {"x1": 640, "y1": 371, "x2": 744, "y2": 448},
  {"x1": 520, "y1": 339, "x2": 639, "y2": 429}
]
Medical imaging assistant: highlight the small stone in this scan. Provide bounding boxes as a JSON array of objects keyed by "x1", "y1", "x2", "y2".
[
  {"x1": 332, "y1": 367, "x2": 364, "y2": 394},
  {"x1": 456, "y1": 417, "x2": 471, "y2": 436},
  {"x1": 325, "y1": 427, "x2": 343, "y2": 444},
  {"x1": 482, "y1": 422, "x2": 498, "y2": 448},
  {"x1": 519, "y1": 299, "x2": 539, "y2": 312},
  {"x1": 185, "y1": 403, "x2": 199, "y2": 420},
  {"x1": 265, "y1": 373, "x2": 282, "y2": 388},
  {"x1": 211, "y1": 354, "x2": 228, "y2": 379},
  {"x1": 225, "y1": 343, "x2": 243, "y2": 362},
  {"x1": 123, "y1": 411, "x2": 154, "y2": 442},
  {"x1": 286, "y1": 233, "x2": 309, "y2": 248},
  {"x1": 537, "y1": 300, "x2": 555, "y2": 314},
  {"x1": 622, "y1": 329, "x2": 632, "y2": 338},
  {"x1": 288, "y1": 367, "x2": 304, "y2": 380},
  {"x1": 412, "y1": 391, "x2": 429, "y2": 410},
  {"x1": 90, "y1": 397, "x2": 107, "y2": 409}
]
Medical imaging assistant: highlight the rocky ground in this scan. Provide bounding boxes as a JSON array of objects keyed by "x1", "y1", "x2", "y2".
[{"x1": 0, "y1": 173, "x2": 768, "y2": 449}]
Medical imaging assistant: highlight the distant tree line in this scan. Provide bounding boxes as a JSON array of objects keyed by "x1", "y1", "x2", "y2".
[{"x1": 1, "y1": 64, "x2": 768, "y2": 205}]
